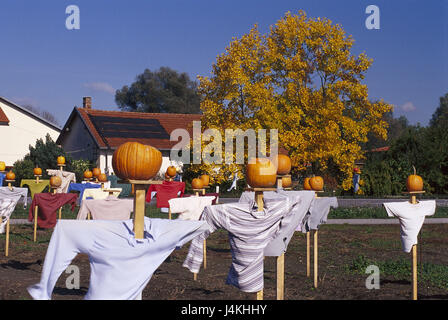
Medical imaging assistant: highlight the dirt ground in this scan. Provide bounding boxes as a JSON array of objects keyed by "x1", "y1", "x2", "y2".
[{"x1": 1, "y1": 222, "x2": 448, "y2": 300}]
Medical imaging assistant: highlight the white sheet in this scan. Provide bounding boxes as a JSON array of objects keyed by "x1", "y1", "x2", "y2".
[
  {"x1": 168, "y1": 196, "x2": 215, "y2": 220},
  {"x1": 383, "y1": 200, "x2": 436, "y2": 252},
  {"x1": 27, "y1": 217, "x2": 208, "y2": 300}
]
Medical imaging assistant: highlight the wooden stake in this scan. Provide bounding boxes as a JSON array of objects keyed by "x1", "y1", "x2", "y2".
[
  {"x1": 256, "y1": 289, "x2": 263, "y2": 300},
  {"x1": 194, "y1": 273, "x2": 197, "y2": 281},
  {"x1": 203, "y1": 239, "x2": 207, "y2": 269},
  {"x1": 314, "y1": 230, "x2": 318, "y2": 288},
  {"x1": 412, "y1": 244, "x2": 418, "y2": 300},
  {"x1": 133, "y1": 185, "x2": 146, "y2": 239},
  {"x1": 306, "y1": 231, "x2": 310, "y2": 277},
  {"x1": 33, "y1": 205, "x2": 38, "y2": 242},
  {"x1": 58, "y1": 207, "x2": 62, "y2": 220},
  {"x1": 87, "y1": 212, "x2": 91, "y2": 220},
  {"x1": 168, "y1": 208, "x2": 171, "y2": 220},
  {"x1": 5, "y1": 218, "x2": 10, "y2": 257},
  {"x1": 277, "y1": 253, "x2": 285, "y2": 300}
]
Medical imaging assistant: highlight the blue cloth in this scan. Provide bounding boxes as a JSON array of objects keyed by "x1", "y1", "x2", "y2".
[
  {"x1": 0, "y1": 173, "x2": 5, "y2": 186},
  {"x1": 353, "y1": 173, "x2": 360, "y2": 193},
  {"x1": 67, "y1": 183, "x2": 101, "y2": 205}
]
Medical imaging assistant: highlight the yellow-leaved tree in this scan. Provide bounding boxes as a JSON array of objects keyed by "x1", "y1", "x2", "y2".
[{"x1": 191, "y1": 11, "x2": 392, "y2": 189}]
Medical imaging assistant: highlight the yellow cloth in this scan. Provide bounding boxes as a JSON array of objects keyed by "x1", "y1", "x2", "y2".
[{"x1": 20, "y1": 179, "x2": 50, "y2": 199}]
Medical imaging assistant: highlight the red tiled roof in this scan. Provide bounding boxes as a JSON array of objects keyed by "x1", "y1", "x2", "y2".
[
  {"x1": 76, "y1": 108, "x2": 202, "y2": 149},
  {"x1": 370, "y1": 146, "x2": 390, "y2": 152},
  {"x1": 0, "y1": 107, "x2": 10, "y2": 124}
]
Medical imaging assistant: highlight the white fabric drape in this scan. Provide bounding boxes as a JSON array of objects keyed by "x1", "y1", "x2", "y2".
[
  {"x1": 47, "y1": 170, "x2": 76, "y2": 193},
  {"x1": 383, "y1": 200, "x2": 436, "y2": 252},
  {"x1": 28, "y1": 217, "x2": 208, "y2": 300},
  {"x1": 168, "y1": 196, "x2": 216, "y2": 220}
]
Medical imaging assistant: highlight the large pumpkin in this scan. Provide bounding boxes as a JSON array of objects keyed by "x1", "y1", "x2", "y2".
[
  {"x1": 282, "y1": 176, "x2": 292, "y2": 188},
  {"x1": 5, "y1": 170, "x2": 15, "y2": 181},
  {"x1": 0, "y1": 161, "x2": 5, "y2": 172},
  {"x1": 50, "y1": 176, "x2": 62, "y2": 188},
  {"x1": 407, "y1": 166, "x2": 423, "y2": 192},
  {"x1": 98, "y1": 173, "x2": 108, "y2": 183},
  {"x1": 246, "y1": 158, "x2": 277, "y2": 188},
  {"x1": 303, "y1": 177, "x2": 312, "y2": 190},
  {"x1": 191, "y1": 178, "x2": 204, "y2": 189},
  {"x1": 200, "y1": 174, "x2": 210, "y2": 187},
  {"x1": 34, "y1": 166, "x2": 42, "y2": 176},
  {"x1": 112, "y1": 142, "x2": 162, "y2": 181},
  {"x1": 274, "y1": 154, "x2": 292, "y2": 175},
  {"x1": 310, "y1": 176, "x2": 324, "y2": 191},
  {"x1": 84, "y1": 170, "x2": 93, "y2": 179},
  {"x1": 166, "y1": 166, "x2": 177, "y2": 177},
  {"x1": 92, "y1": 168, "x2": 101, "y2": 177},
  {"x1": 57, "y1": 156, "x2": 66, "y2": 165}
]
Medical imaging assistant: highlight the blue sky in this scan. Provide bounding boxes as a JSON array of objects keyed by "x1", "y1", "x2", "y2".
[{"x1": 0, "y1": 0, "x2": 447, "y2": 127}]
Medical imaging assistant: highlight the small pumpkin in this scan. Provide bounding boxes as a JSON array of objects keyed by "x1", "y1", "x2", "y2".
[
  {"x1": 0, "y1": 161, "x2": 6, "y2": 171},
  {"x1": 200, "y1": 174, "x2": 210, "y2": 187},
  {"x1": 406, "y1": 166, "x2": 423, "y2": 192},
  {"x1": 112, "y1": 142, "x2": 162, "y2": 181},
  {"x1": 92, "y1": 167, "x2": 101, "y2": 177},
  {"x1": 50, "y1": 176, "x2": 62, "y2": 188},
  {"x1": 303, "y1": 177, "x2": 312, "y2": 190},
  {"x1": 98, "y1": 173, "x2": 108, "y2": 183},
  {"x1": 84, "y1": 170, "x2": 93, "y2": 179},
  {"x1": 165, "y1": 172, "x2": 172, "y2": 180},
  {"x1": 5, "y1": 170, "x2": 15, "y2": 181},
  {"x1": 246, "y1": 157, "x2": 277, "y2": 188},
  {"x1": 282, "y1": 176, "x2": 292, "y2": 188},
  {"x1": 310, "y1": 176, "x2": 324, "y2": 191},
  {"x1": 166, "y1": 166, "x2": 177, "y2": 177},
  {"x1": 34, "y1": 166, "x2": 42, "y2": 176},
  {"x1": 191, "y1": 178, "x2": 204, "y2": 189},
  {"x1": 57, "y1": 156, "x2": 66, "y2": 165},
  {"x1": 274, "y1": 154, "x2": 292, "y2": 175}
]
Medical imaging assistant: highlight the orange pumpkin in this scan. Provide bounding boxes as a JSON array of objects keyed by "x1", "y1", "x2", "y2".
[
  {"x1": 282, "y1": 176, "x2": 292, "y2": 188},
  {"x1": 246, "y1": 158, "x2": 277, "y2": 188},
  {"x1": 0, "y1": 161, "x2": 6, "y2": 172},
  {"x1": 34, "y1": 166, "x2": 42, "y2": 176},
  {"x1": 92, "y1": 168, "x2": 101, "y2": 177},
  {"x1": 200, "y1": 174, "x2": 210, "y2": 187},
  {"x1": 166, "y1": 166, "x2": 177, "y2": 177},
  {"x1": 50, "y1": 176, "x2": 62, "y2": 188},
  {"x1": 274, "y1": 154, "x2": 292, "y2": 175},
  {"x1": 310, "y1": 176, "x2": 324, "y2": 191},
  {"x1": 84, "y1": 170, "x2": 93, "y2": 179},
  {"x1": 303, "y1": 177, "x2": 312, "y2": 190},
  {"x1": 191, "y1": 178, "x2": 204, "y2": 189},
  {"x1": 98, "y1": 173, "x2": 108, "y2": 183},
  {"x1": 5, "y1": 170, "x2": 15, "y2": 181},
  {"x1": 57, "y1": 156, "x2": 66, "y2": 165},
  {"x1": 407, "y1": 166, "x2": 423, "y2": 192},
  {"x1": 112, "y1": 142, "x2": 162, "y2": 181},
  {"x1": 165, "y1": 172, "x2": 172, "y2": 180}
]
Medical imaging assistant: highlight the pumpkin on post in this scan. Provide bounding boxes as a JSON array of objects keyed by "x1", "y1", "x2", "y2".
[
  {"x1": 84, "y1": 170, "x2": 93, "y2": 180},
  {"x1": 406, "y1": 166, "x2": 424, "y2": 204},
  {"x1": 246, "y1": 158, "x2": 277, "y2": 188},
  {"x1": 112, "y1": 142, "x2": 162, "y2": 239},
  {"x1": 310, "y1": 176, "x2": 324, "y2": 192},
  {"x1": 303, "y1": 177, "x2": 312, "y2": 190},
  {"x1": 166, "y1": 166, "x2": 177, "y2": 178}
]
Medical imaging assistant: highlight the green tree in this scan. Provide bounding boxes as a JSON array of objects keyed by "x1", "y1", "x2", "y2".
[
  {"x1": 429, "y1": 93, "x2": 448, "y2": 128},
  {"x1": 115, "y1": 67, "x2": 201, "y2": 114}
]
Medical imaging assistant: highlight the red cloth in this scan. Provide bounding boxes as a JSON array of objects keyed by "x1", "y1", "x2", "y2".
[
  {"x1": 146, "y1": 181, "x2": 185, "y2": 208},
  {"x1": 28, "y1": 193, "x2": 78, "y2": 229},
  {"x1": 182, "y1": 193, "x2": 219, "y2": 205}
]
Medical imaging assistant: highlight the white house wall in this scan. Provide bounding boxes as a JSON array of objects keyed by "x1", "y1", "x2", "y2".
[{"x1": 0, "y1": 100, "x2": 60, "y2": 166}]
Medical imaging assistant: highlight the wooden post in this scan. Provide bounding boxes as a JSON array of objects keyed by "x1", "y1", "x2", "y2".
[
  {"x1": 58, "y1": 207, "x2": 62, "y2": 220},
  {"x1": 306, "y1": 231, "x2": 311, "y2": 277},
  {"x1": 255, "y1": 190, "x2": 264, "y2": 300},
  {"x1": 133, "y1": 184, "x2": 146, "y2": 239},
  {"x1": 168, "y1": 208, "x2": 171, "y2": 220},
  {"x1": 203, "y1": 239, "x2": 207, "y2": 269},
  {"x1": 33, "y1": 205, "x2": 38, "y2": 242},
  {"x1": 314, "y1": 230, "x2": 318, "y2": 288},
  {"x1": 277, "y1": 253, "x2": 285, "y2": 300},
  {"x1": 412, "y1": 244, "x2": 417, "y2": 300},
  {"x1": 87, "y1": 212, "x2": 91, "y2": 220},
  {"x1": 5, "y1": 218, "x2": 10, "y2": 257}
]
